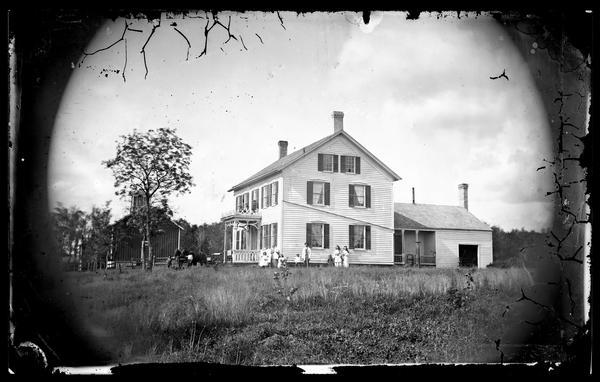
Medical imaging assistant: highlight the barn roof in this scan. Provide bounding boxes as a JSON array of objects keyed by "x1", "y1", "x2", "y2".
[
  {"x1": 394, "y1": 203, "x2": 491, "y2": 231},
  {"x1": 228, "y1": 130, "x2": 401, "y2": 192}
]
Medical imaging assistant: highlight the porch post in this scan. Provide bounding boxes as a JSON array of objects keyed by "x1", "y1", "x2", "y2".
[
  {"x1": 401, "y1": 229, "x2": 405, "y2": 264},
  {"x1": 223, "y1": 222, "x2": 227, "y2": 263},
  {"x1": 415, "y1": 230, "x2": 420, "y2": 267}
]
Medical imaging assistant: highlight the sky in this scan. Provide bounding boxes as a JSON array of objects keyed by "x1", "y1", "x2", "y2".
[{"x1": 48, "y1": 11, "x2": 555, "y2": 231}]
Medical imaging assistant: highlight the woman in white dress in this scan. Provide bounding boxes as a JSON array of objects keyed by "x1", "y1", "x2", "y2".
[
  {"x1": 258, "y1": 251, "x2": 269, "y2": 268},
  {"x1": 276, "y1": 249, "x2": 285, "y2": 268},
  {"x1": 342, "y1": 246, "x2": 350, "y2": 268},
  {"x1": 334, "y1": 246, "x2": 342, "y2": 267}
]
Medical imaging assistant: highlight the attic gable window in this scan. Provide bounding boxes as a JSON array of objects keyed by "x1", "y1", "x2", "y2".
[
  {"x1": 341, "y1": 156, "x2": 361, "y2": 174},
  {"x1": 318, "y1": 153, "x2": 338, "y2": 172}
]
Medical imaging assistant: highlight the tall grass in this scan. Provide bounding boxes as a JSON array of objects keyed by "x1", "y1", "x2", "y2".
[{"x1": 67, "y1": 265, "x2": 535, "y2": 363}]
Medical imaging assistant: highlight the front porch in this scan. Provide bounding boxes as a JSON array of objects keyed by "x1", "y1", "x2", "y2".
[
  {"x1": 221, "y1": 210, "x2": 262, "y2": 264},
  {"x1": 394, "y1": 229, "x2": 436, "y2": 267}
]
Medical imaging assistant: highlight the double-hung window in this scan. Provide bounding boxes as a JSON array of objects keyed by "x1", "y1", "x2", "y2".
[
  {"x1": 340, "y1": 155, "x2": 361, "y2": 174},
  {"x1": 349, "y1": 185, "x2": 371, "y2": 208},
  {"x1": 349, "y1": 225, "x2": 371, "y2": 250},
  {"x1": 306, "y1": 223, "x2": 330, "y2": 249},
  {"x1": 318, "y1": 153, "x2": 338, "y2": 172},
  {"x1": 307, "y1": 181, "x2": 330, "y2": 206}
]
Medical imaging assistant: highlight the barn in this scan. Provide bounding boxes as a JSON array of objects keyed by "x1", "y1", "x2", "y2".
[
  {"x1": 109, "y1": 192, "x2": 184, "y2": 266},
  {"x1": 393, "y1": 184, "x2": 493, "y2": 268}
]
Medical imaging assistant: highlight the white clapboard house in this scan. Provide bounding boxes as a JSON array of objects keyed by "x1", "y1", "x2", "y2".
[{"x1": 222, "y1": 111, "x2": 493, "y2": 268}]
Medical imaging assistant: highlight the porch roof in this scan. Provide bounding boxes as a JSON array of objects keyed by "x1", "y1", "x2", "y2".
[{"x1": 394, "y1": 203, "x2": 492, "y2": 231}]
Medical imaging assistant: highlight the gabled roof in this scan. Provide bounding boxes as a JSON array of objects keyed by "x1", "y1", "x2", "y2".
[
  {"x1": 228, "y1": 130, "x2": 401, "y2": 192},
  {"x1": 111, "y1": 214, "x2": 184, "y2": 231},
  {"x1": 394, "y1": 203, "x2": 491, "y2": 231}
]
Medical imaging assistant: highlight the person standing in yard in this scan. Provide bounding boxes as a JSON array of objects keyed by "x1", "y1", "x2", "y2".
[
  {"x1": 334, "y1": 248, "x2": 342, "y2": 267},
  {"x1": 342, "y1": 246, "x2": 350, "y2": 268},
  {"x1": 294, "y1": 254, "x2": 302, "y2": 267},
  {"x1": 271, "y1": 248, "x2": 278, "y2": 268},
  {"x1": 302, "y1": 243, "x2": 311, "y2": 268},
  {"x1": 277, "y1": 250, "x2": 286, "y2": 268}
]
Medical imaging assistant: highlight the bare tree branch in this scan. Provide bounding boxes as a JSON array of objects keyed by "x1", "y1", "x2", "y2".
[
  {"x1": 141, "y1": 19, "x2": 161, "y2": 80},
  {"x1": 255, "y1": 33, "x2": 264, "y2": 44},
  {"x1": 276, "y1": 11, "x2": 286, "y2": 30},
  {"x1": 173, "y1": 26, "x2": 191, "y2": 61}
]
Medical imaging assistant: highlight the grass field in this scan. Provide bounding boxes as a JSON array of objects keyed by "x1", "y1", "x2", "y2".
[{"x1": 64, "y1": 264, "x2": 565, "y2": 365}]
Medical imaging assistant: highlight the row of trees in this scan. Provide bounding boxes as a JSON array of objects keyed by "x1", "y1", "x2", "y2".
[
  {"x1": 51, "y1": 200, "x2": 225, "y2": 270},
  {"x1": 52, "y1": 202, "x2": 112, "y2": 271},
  {"x1": 490, "y1": 225, "x2": 549, "y2": 267}
]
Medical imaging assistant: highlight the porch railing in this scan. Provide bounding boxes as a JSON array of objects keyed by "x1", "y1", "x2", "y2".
[
  {"x1": 231, "y1": 249, "x2": 260, "y2": 263},
  {"x1": 394, "y1": 253, "x2": 436, "y2": 266}
]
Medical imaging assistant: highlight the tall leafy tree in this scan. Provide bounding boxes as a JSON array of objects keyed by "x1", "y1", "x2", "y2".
[
  {"x1": 103, "y1": 128, "x2": 194, "y2": 270},
  {"x1": 52, "y1": 203, "x2": 88, "y2": 260},
  {"x1": 84, "y1": 202, "x2": 112, "y2": 270}
]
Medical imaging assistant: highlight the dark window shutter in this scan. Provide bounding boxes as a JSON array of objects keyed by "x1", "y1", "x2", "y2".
[
  {"x1": 366, "y1": 185, "x2": 371, "y2": 208},
  {"x1": 324, "y1": 224, "x2": 330, "y2": 249},
  {"x1": 340, "y1": 155, "x2": 347, "y2": 173},
  {"x1": 306, "y1": 223, "x2": 311, "y2": 246},
  {"x1": 349, "y1": 225, "x2": 354, "y2": 249},
  {"x1": 324, "y1": 183, "x2": 330, "y2": 206},
  {"x1": 272, "y1": 223, "x2": 277, "y2": 247},
  {"x1": 307, "y1": 181, "x2": 313, "y2": 205},
  {"x1": 333, "y1": 155, "x2": 339, "y2": 172},
  {"x1": 260, "y1": 187, "x2": 264, "y2": 209},
  {"x1": 260, "y1": 226, "x2": 263, "y2": 248},
  {"x1": 273, "y1": 182, "x2": 278, "y2": 205},
  {"x1": 355, "y1": 157, "x2": 361, "y2": 174},
  {"x1": 267, "y1": 184, "x2": 272, "y2": 207},
  {"x1": 318, "y1": 154, "x2": 323, "y2": 171},
  {"x1": 365, "y1": 226, "x2": 371, "y2": 250},
  {"x1": 349, "y1": 184, "x2": 355, "y2": 207}
]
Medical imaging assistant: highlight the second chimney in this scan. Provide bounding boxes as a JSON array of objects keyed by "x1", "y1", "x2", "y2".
[
  {"x1": 458, "y1": 183, "x2": 469, "y2": 210},
  {"x1": 332, "y1": 111, "x2": 344, "y2": 133},
  {"x1": 278, "y1": 140, "x2": 288, "y2": 159}
]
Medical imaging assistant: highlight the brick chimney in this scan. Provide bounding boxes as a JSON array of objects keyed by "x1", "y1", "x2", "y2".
[
  {"x1": 458, "y1": 183, "x2": 469, "y2": 210},
  {"x1": 332, "y1": 111, "x2": 344, "y2": 133},
  {"x1": 278, "y1": 140, "x2": 288, "y2": 159}
]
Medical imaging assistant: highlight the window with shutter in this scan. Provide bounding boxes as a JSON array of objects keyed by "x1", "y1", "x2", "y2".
[
  {"x1": 365, "y1": 185, "x2": 371, "y2": 208},
  {"x1": 262, "y1": 185, "x2": 269, "y2": 209},
  {"x1": 323, "y1": 224, "x2": 330, "y2": 249},
  {"x1": 271, "y1": 223, "x2": 278, "y2": 248},
  {"x1": 307, "y1": 181, "x2": 313, "y2": 205},
  {"x1": 350, "y1": 225, "x2": 368, "y2": 249},
  {"x1": 318, "y1": 153, "x2": 336, "y2": 172},
  {"x1": 355, "y1": 157, "x2": 361, "y2": 174},
  {"x1": 262, "y1": 224, "x2": 271, "y2": 249},
  {"x1": 307, "y1": 223, "x2": 325, "y2": 248},
  {"x1": 271, "y1": 182, "x2": 278, "y2": 206},
  {"x1": 251, "y1": 189, "x2": 259, "y2": 211},
  {"x1": 312, "y1": 182, "x2": 325, "y2": 206},
  {"x1": 324, "y1": 183, "x2": 330, "y2": 206}
]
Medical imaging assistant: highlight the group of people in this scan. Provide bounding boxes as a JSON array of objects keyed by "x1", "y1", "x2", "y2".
[
  {"x1": 257, "y1": 243, "x2": 350, "y2": 268},
  {"x1": 326, "y1": 245, "x2": 350, "y2": 268},
  {"x1": 258, "y1": 248, "x2": 287, "y2": 268}
]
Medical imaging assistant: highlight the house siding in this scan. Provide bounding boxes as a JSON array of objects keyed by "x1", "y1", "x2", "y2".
[
  {"x1": 281, "y1": 134, "x2": 395, "y2": 264},
  {"x1": 435, "y1": 230, "x2": 493, "y2": 268},
  {"x1": 233, "y1": 174, "x2": 283, "y2": 248}
]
